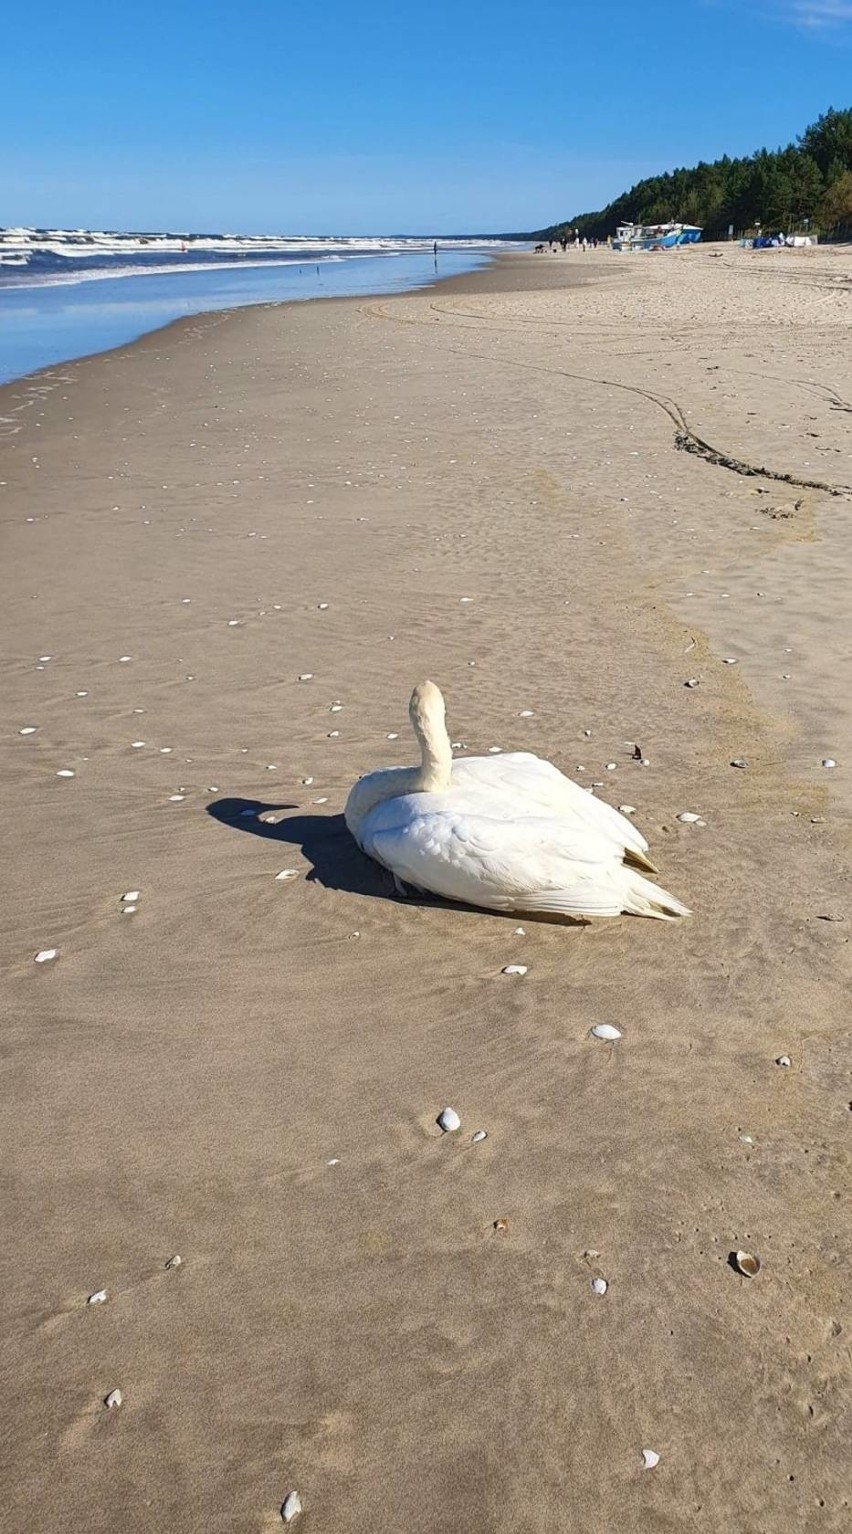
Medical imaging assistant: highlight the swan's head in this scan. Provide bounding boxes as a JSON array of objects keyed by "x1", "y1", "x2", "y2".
[{"x1": 409, "y1": 679, "x2": 446, "y2": 738}]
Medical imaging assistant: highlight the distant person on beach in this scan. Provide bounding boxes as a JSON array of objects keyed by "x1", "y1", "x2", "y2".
[{"x1": 433, "y1": 241, "x2": 437, "y2": 256}]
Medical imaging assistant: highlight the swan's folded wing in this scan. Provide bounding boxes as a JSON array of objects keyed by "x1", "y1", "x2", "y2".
[
  {"x1": 364, "y1": 808, "x2": 643, "y2": 916},
  {"x1": 450, "y1": 754, "x2": 651, "y2": 863}
]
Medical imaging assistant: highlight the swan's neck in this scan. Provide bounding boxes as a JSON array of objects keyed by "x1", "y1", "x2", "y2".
[{"x1": 410, "y1": 706, "x2": 452, "y2": 793}]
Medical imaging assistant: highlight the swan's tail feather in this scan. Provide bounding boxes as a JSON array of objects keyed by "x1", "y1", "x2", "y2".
[
  {"x1": 624, "y1": 846, "x2": 659, "y2": 876},
  {"x1": 621, "y1": 870, "x2": 691, "y2": 921},
  {"x1": 511, "y1": 870, "x2": 690, "y2": 921}
]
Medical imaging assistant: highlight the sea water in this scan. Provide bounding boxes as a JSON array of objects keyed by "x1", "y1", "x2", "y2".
[{"x1": 0, "y1": 243, "x2": 499, "y2": 384}]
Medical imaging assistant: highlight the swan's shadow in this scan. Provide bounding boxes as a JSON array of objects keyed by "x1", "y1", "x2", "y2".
[
  {"x1": 207, "y1": 798, "x2": 420, "y2": 904},
  {"x1": 207, "y1": 797, "x2": 590, "y2": 925}
]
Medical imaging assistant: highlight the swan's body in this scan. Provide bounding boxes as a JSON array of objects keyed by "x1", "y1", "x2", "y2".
[{"x1": 344, "y1": 682, "x2": 690, "y2": 921}]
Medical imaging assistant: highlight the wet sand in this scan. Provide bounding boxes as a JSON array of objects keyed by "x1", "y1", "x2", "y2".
[{"x1": 2, "y1": 245, "x2": 851, "y2": 1532}]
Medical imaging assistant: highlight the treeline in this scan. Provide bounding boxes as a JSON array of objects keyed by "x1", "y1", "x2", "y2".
[{"x1": 536, "y1": 107, "x2": 852, "y2": 242}]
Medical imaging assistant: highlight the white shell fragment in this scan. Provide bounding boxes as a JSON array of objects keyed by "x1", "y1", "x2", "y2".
[
  {"x1": 122, "y1": 892, "x2": 140, "y2": 904},
  {"x1": 591, "y1": 1024, "x2": 621, "y2": 1041},
  {"x1": 298, "y1": 673, "x2": 313, "y2": 681},
  {"x1": 471, "y1": 1129, "x2": 488, "y2": 1143},
  {"x1": 641, "y1": 1449, "x2": 660, "y2": 1469},
  {"x1": 730, "y1": 758, "x2": 748, "y2": 769},
  {"x1": 776, "y1": 1055, "x2": 791, "y2": 1068},
  {"x1": 821, "y1": 758, "x2": 837, "y2": 769},
  {"x1": 684, "y1": 678, "x2": 699, "y2": 687},
  {"x1": 276, "y1": 869, "x2": 299, "y2": 881},
  {"x1": 131, "y1": 741, "x2": 146, "y2": 748},
  {"x1": 122, "y1": 906, "x2": 138, "y2": 915},
  {"x1": 734, "y1": 1250, "x2": 761, "y2": 1277},
  {"x1": 281, "y1": 1491, "x2": 302, "y2": 1523},
  {"x1": 56, "y1": 769, "x2": 75, "y2": 778},
  {"x1": 87, "y1": 1290, "x2": 107, "y2": 1305},
  {"x1": 104, "y1": 1389, "x2": 123, "y2": 1409},
  {"x1": 165, "y1": 1254, "x2": 182, "y2": 1269},
  {"x1": 168, "y1": 794, "x2": 185, "y2": 802},
  {"x1": 724, "y1": 657, "x2": 738, "y2": 664},
  {"x1": 518, "y1": 710, "x2": 534, "y2": 717},
  {"x1": 677, "y1": 812, "x2": 701, "y2": 823},
  {"x1": 618, "y1": 805, "x2": 636, "y2": 815},
  {"x1": 19, "y1": 726, "x2": 37, "y2": 735},
  {"x1": 591, "y1": 1277, "x2": 608, "y2": 1295},
  {"x1": 437, "y1": 1107, "x2": 461, "y2": 1133},
  {"x1": 34, "y1": 948, "x2": 58, "y2": 963},
  {"x1": 502, "y1": 964, "x2": 528, "y2": 976}
]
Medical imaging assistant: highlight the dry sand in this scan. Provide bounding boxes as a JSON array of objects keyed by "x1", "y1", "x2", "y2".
[{"x1": 2, "y1": 245, "x2": 851, "y2": 1532}]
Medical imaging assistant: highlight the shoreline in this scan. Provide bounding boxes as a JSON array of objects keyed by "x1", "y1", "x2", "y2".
[
  {"x1": 0, "y1": 245, "x2": 512, "y2": 396},
  {"x1": 3, "y1": 241, "x2": 851, "y2": 1531}
]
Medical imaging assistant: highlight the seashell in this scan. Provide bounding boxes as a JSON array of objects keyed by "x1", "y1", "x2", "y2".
[
  {"x1": 387, "y1": 732, "x2": 399, "y2": 740},
  {"x1": 227, "y1": 619, "x2": 240, "y2": 626},
  {"x1": 122, "y1": 905, "x2": 138, "y2": 915},
  {"x1": 684, "y1": 678, "x2": 699, "y2": 688},
  {"x1": 775, "y1": 1055, "x2": 791, "y2": 1068},
  {"x1": 87, "y1": 1289, "x2": 107, "y2": 1304},
  {"x1": 723, "y1": 657, "x2": 738, "y2": 664},
  {"x1": 460, "y1": 596, "x2": 473, "y2": 603},
  {"x1": 313, "y1": 796, "x2": 329, "y2": 804},
  {"x1": 730, "y1": 758, "x2": 747, "y2": 769},
  {"x1": 821, "y1": 758, "x2": 837, "y2": 769},
  {"x1": 519, "y1": 710, "x2": 534, "y2": 717},
  {"x1": 56, "y1": 769, "x2": 75, "y2": 777},
  {"x1": 104, "y1": 1388, "x2": 123, "y2": 1409},
  {"x1": 39, "y1": 656, "x2": 52, "y2": 662},
  {"x1": 281, "y1": 1491, "x2": 302, "y2": 1522},
  {"x1": 276, "y1": 869, "x2": 298, "y2": 881},
  {"x1": 641, "y1": 1449, "x2": 660, "y2": 1469},
  {"x1": 328, "y1": 730, "x2": 340, "y2": 738},
  {"x1": 513, "y1": 927, "x2": 525, "y2": 935},
  {"x1": 327, "y1": 1157, "x2": 340, "y2": 1166},
  {"x1": 131, "y1": 741, "x2": 146, "y2": 748},
  {"x1": 734, "y1": 1250, "x2": 761, "y2": 1277},
  {"x1": 169, "y1": 794, "x2": 185, "y2": 801},
  {"x1": 471, "y1": 1129, "x2": 487, "y2": 1143},
  {"x1": 437, "y1": 1107, "x2": 461, "y2": 1133},
  {"x1": 584, "y1": 729, "x2": 592, "y2": 737},
  {"x1": 119, "y1": 656, "x2": 132, "y2": 663},
  {"x1": 122, "y1": 892, "x2": 140, "y2": 904},
  {"x1": 677, "y1": 811, "x2": 701, "y2": 823},
  {"x1": 19, "y1": 726, "x2": 37, "y2": 735},
  {"x1": 502, "y1": 964, "x2": 527, "y2": 975},
  {"x1": 738, "y1": 1133, "x2": 754, "y2": 1144},
  {"x1": 159, "y1": 747, "x2": 172, "y2": 754},
  {"x1": 618, "y1": 805, "x2": 636, "y2": 815},
  {"x1": 493, "y1": 1217, "x2": 509, "y2": 1232},
  {"x1": 605, "y1": 763, "x2": 617, "y2": 771},
  {"x1": 591, "y1": 1277, "x2": 608, "y2": 1295},
  {"x1": 298, "y1": 673, "x2": 313, "y2": 681},
  {"x1": 318, "y1": 602, "x2": 329, "y2": 609},
  {"x1": 301, "y1": 776, "x2": 314, "y2": 785},
  {"x1": 76, "y1": 691, "x2": 88, "y2": 697},
  {"x1": 488, "y1": 746, "x2": 502, "y2": 754},
  {"x1": 34, "y1": 949, "x2": 58, "y2": 963},
  {"x1": 329, "y1": 704, "x2": 342, "y2": 712},
  {"x1": 639, "y1": 758, "x2": 650, "y2": 767},
  {"x1": 591, "y1": 1024, "x2": 621, "y2": 1041}
]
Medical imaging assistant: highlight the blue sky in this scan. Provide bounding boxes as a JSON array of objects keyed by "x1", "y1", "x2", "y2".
[{"x1": 2, "y1": 0, "x2": 850, "y2": 234}]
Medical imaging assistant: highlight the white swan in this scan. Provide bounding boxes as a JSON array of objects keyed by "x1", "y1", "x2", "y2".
[{"x1": 344, "y1": 681, "x2": 690, "y2": 921}]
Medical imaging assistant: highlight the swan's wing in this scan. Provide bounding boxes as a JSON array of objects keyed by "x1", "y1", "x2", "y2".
[
  {"x1": 450, "y1": 754, "x2": 651, "y2": 862},
  {"x1": 362, "y1": 806, "x2": 684, "y2": 918}
]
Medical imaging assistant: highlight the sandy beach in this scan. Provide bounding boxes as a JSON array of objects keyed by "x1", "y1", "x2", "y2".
[{"x1": 2, "y1": 245, "x2": 851, "y2": 1532}]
